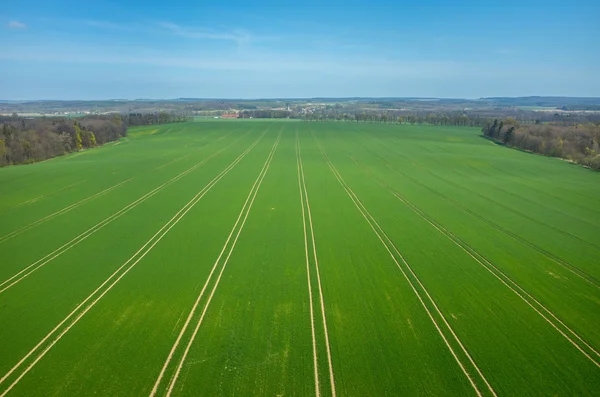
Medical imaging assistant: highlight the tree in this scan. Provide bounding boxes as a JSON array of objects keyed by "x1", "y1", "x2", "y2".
[
  {"x1": 80, "y1": 129, "x2": 96, "y2": 148},
  {"x1": 0, "y1": 139, "x2": 7, "y2": 165},
  {"x1": 75, "y1": 130, "x2": 82, "y2": 150},
  {"x1": 489, "y1": 119, "x2": 498, "y2": 137},
  {"x1": 503, "y1": 126, "x2": 515, "y2": 144}
]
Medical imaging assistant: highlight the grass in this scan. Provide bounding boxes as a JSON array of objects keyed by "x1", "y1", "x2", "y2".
[{"x1": 0, "y1": 120, "x2": 599, "y2": 396}]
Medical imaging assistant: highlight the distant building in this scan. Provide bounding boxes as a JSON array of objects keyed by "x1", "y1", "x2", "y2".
[{"x1": 221, "y1": 113, "x2": 238, "y2": 119}]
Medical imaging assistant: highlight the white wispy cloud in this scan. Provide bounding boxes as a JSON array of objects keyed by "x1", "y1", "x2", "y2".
[
  {"x1": 157, "y1": 21, "x2": 251, "y2": 45},
  {"x1": 0, "y1": 44, "x2": 502, "y2": 79},
  {"x1": 64, "y1": 18, "x2": 255, "y2": 46},
  {"x1": 7, "y1": 21, "x2": 26, "y2": 29}
]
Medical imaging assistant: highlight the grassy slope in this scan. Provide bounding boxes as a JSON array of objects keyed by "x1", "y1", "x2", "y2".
[{"x1": 0, "y1": 120, "x2": 599, "y2": 396}]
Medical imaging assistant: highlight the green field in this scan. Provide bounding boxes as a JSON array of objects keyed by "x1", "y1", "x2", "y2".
[{"x1": 1, "y1": 120, "x2": 599, "y2": 396}]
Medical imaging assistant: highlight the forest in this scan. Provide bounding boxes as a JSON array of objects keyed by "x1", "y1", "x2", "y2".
[
  {"x1": 482, "y1": 118, "x2": 600, "y2": 169},
  {"x1": 0, "y1": 112, "x2": 190, "y2": 166}
]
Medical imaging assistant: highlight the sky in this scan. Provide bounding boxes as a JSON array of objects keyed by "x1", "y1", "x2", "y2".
[{"x1": 1, "y1": 0, "x2": 599, "y2": 100}]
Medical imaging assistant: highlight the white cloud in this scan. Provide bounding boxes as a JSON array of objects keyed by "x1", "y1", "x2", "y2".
[
  {"x1": 0, "y1": 44, "x2": 486, "y2": 79},
  {"x1": 7, "y1": 21, "x2": 26, "y2": 29},
  {"x1": 0, "y1": 39, "x2": 577, "y2": 84},
  {"x1": 156, "y1": 21, "x2": 251, "y2": 45},
  {"x1": 36, "y1": 17, "x2": 252, "y2": 45}
]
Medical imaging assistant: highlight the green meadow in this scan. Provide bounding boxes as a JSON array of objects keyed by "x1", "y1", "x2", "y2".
[{"x1": 0, "y1": 120, "x2": 599, "y2": 396}]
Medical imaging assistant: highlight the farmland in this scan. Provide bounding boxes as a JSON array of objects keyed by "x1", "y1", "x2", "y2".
[{"x1": 0, "y1": 119, "x2": 599, "y2": 396}]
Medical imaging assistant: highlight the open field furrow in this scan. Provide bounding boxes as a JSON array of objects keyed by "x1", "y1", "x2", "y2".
[
  {"x1": 139, "y1": 128, "x2": 313, "y2": 396},
  {"x1": 316, "y1": 124, "x2": 600, "y2": 394},
  {"x1": 151, "y1": 130, "x2": 226, "y2": 171},
  {"x1": 357, "y1": 125, "x2": 600, "y2": 237},
  {"x1": 0, "y1": 180, "x2": 87, "y2": 214},
  {"x1": 0, "y1": 178, "x2": 133, "y2": 244},
  {"x1": 312, "y1": 132, "x2": 495, "y2": 397},
  {"x1": 365, "y1": 129, "x2": 600, "y2": 251},
  {"x1": 354, "y1": 130, "x2": 600, "y2": 288},
  {"x1": 411, "y1": 136, "x2": 600, "y2": 217},
  {"x1": 349, "y1": 155, "x2": 600, "y2": 368},
  {"x1": 0, "y1": 131, "x2": 252, "y2": 294},
  {"x1": 0, "y1": 123, "x2": 236, "y2": 227},
  {"x1": 297, "y1": 132, "x2": 337, "y2": 397},
  {"x1": 152, "y1": 133, "x2": 216, "y2": 168},
  {"x1": 464, "y1": 154, "x2": 600, "y2": 219},
  {"x1": 463, "y1": 140, "x2": 600, "y2": 215},
  {"x1": 1, "y1": 120, "x2": 599, "y2": 395},
  {"x1": 151, "y1": 132, "x2": 280, "y2": 396},
  {"x1": 391, "y1": 161, "x2": 600, "y2": 288},
  {"x1": 433, "y1": 157, "x2": 600, "y2": 250},
  {"x1": 0, "y1": 132, "x2": 266, "y2": 396},
  {"x1": 296, "y1": 131, "x2": 320, "y2": 396},
  {"x1": 0, "y1": 174, "x2": 83, "y2": 201}
]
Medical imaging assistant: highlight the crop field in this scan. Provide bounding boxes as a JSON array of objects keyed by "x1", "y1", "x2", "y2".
[{"x1": 1, "y1": 120, "x2": 599, "y2": 396}]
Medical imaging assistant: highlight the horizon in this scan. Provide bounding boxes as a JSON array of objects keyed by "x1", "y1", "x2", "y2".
[
  {"x1": 1, "y1": 0, "x2": 599, "y2": 100},
  {"x1": 3, "y1": 95, "x2": 600, "y2": 103}
]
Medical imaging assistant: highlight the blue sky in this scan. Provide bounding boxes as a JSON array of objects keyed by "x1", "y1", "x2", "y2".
[{"x1": 1, "y1": 0, "x2": 598, "y2": 99}]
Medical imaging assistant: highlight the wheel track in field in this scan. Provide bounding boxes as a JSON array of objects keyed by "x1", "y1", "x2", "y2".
[
  {"x1": 150, "y1": 131, "x2": 280, "y2": 397},
  {"x1": 151, "y1": 129, "x2": 227, "y2": 171},
  {"x1": 459, "y1": 147, "x2": 600, "y2": 219},
  {"x1": 430, "y1": 136, "x2": 600, "y2": 216},
  {"x1": 385, "y1": 135, "x2": 600, "y2": 251},
  {"x1": 392, "y1": 159, "x2": 600, "y2": 288},
  {"x1": 384, "y1": 127, "x2": 596, "y2": 199},
  {"x1": 0, "y1": 180, "x2": 87, "y2": 215},
  {"x1": 420, "y1": 148, "x2": 600, "y2": 251},
  {"x1": 0, "y1": 131, "x2": 266, "y2": 397},
  {"x1": 313, "y1": 132, "x2": 496, "y2": 397},
  {"x1": 296, "y1": 132, "x2": 321, "y2": 397},
  {"x1": 0, "y1": 178, "x2": 134, "y2": 244},
  {"x1": 0, "y1": 131, "x2": 253, "y2": 294},
  {"x1": 296, "y1": 131, "x2": 337, "y2": 397},
  {"x1": 0, "y1": 129, "x2": 230, "y2": 243},
  {"x1": 352, "y1": 130, "x2": 600, "y2": 289},
  {"x1": 349, "y1": 154, "x2": 600, "y2": 369}
]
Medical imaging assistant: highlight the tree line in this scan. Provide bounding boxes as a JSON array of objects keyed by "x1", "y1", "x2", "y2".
[
  {"x1": 226, "y1": 107, "x2": 489, "y2": 126},
  {"x1": 301, "y1": 110, "x2": 491, "y2": 126},
  {"x1": 0, "y1": 112, "x2": 190, "y2": 166},
  {"x1": 238, "y1": 110, "x2": 293, "y2": 119},
  {"x1": 123, "y1": 112, "x2": 191, "y2": 126},
  {"x1": 483, "y1": 118, "x2": 600, "y2": 170}
]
